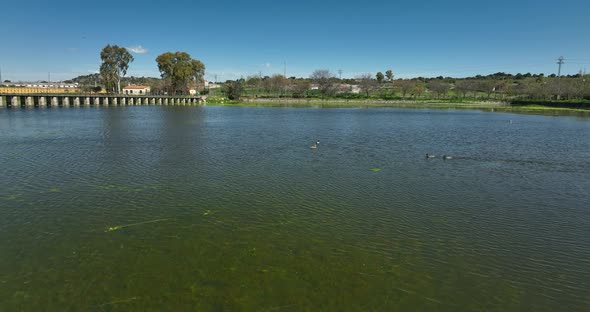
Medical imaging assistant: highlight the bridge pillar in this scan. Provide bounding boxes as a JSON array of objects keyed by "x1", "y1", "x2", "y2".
[
  {"x1": 93, "y1": 97, "x2": 99, "y2": 106},
  {"x1": 84, "y1": 97, "x2": 91, "y2": 106},
  {"x1": 63, "y1": 97, "x2": 70, "y2": 107},
  {"x1": 0, "y1": 96, "x2": 3, "y2": 107},
  {"x1": 51, "y1": 97, "x2": 59, "y2": 107},
  {"x1": 129, "y1": 98, "x2": 134, "y2": 105},
  {"x1": 157, "y1": 98, "x2": 162, "y2": 105},
  {"x1": 121, "y1": 97, "x2": 126, "y2": 105},
  {"x1": 111, "y1": 97, "x2": 118, "y2": 106},
  {"x1": 25, "y1": 96, "x2": 34, "y2": 107},
  {"x1": 39, "y1": 97, "x2": 47, "y2": 107},
  {"x1": 73, "y1": 97, "x2": 80, "y2": 106},
  {"x1": 11, "y1": 96, "x2": 19, "y2": 108},
  {"x1": 164, "y1": 98, "x2": 169, "y2": 105}
]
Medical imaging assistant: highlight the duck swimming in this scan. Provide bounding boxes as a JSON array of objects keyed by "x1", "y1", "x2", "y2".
[
  {"x1": 442, "y1": 155, "x2": 453, "y2": 160},
  {"x1": 310, "y1": 144, "x2": 317, "y2": 149},
  {"x1": 425, "y1": 153, "x2": 436, "y2": 158}
]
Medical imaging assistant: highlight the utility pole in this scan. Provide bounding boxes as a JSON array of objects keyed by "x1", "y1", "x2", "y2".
[
  {"x1": 557, "y1": 56, "x2": 565, "y2": 77},
  {"x1": 556, "y1": 56, "x2": 565, "y2": 100},
  {"x1": 338, "y1": 69, "x2": 342, "y2": 80}
]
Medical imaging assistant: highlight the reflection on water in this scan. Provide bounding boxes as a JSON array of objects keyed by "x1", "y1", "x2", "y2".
[{"x1": 0, "y1": 106, "x2": 589, "y2": 311}]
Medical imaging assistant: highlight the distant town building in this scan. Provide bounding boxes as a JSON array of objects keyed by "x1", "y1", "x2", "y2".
[
  {"x1": 204, "y1": 80, "x2": 220, "y2": 89},
  {"x1": 122, "y1": 85, "x2": 150, "y2": 95},
  {"x1": 0, "y1": 81, "x2": 81, "y2": 94},
  {"x1": 308, "y1": 83, "x2": 360, "y2": 94}
]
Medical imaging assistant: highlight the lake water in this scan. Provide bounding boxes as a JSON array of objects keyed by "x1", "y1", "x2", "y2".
[{"x1": 1, "y1": 106, "x2": 589, "y2": 311}]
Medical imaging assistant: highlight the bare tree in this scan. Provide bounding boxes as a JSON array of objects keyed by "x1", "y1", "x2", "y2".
[
  {"x1": 411, "y1": 82, "x2": 426, "y2": 98},
  {"x1": 397, "y1": 80, "x2": 416, "y2": 98},
  {"x1": 246, "y1": 75, "x2": 262, "y2": 96},
  {"x1": 275, "y1": 75, "x2": 291, "y2": 95},
  {"x1": 310, "y1": 69, "x2": 335, "y2": 95},
  {"x1": 289, "y1": 80, "x2": 311, "y2": 98},
  {"x1": 478, "y1": 80, "x2": 496, "y2": 98},
  {"x1": 454, "y1": 80, "x2": 471, "y2": 98},
  {"x1": 357, "y1": 73, "x2": 378, "y2": 97},
  {"x1": 427, "y1": 80, "x2": 450, "y2": 98}
]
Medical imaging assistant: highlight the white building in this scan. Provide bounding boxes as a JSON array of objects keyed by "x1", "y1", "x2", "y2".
[
  {"x1": 122, "y1": 85, "x2": 150, "y2": 95},
  {"x1": 204, "y1": 80, "x2": 220, "y2": 89}
]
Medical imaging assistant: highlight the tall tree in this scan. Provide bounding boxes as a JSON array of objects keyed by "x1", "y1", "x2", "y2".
[
  {"x1": 100, "y1": 45, "x2": 134, "y2": 94},
  {"x1": 385, "y1": 70, "x2": 394, "y2": 82},
  {"x1": 376, "y1": 72, "x2": 385, "y2": 84},
  {"x1": 156, "y1": 52, "x2": 205, "y2": 95}
]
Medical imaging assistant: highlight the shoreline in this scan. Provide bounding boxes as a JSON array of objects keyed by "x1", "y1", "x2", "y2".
[
  {"x1": 1, "y1": 96, "x2": 588, "y2": 116},
  {"x1": 219, "y1": 99, "x2": 590, "y2": 115}
]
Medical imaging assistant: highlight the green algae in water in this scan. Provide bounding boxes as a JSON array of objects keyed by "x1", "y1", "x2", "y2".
[
  {"x1": 203, "y1": 210, "x2": 212, "y2": 216},
  {"x1": 106, "y1": 218, "x2": 169, "y2": 232},
  {"x1": 6, "y1": 194, "x2": 24, "y2": 201},
  {"x1": 370, "y1": 168, "x2": 382, "y2": 172},
  {"x1": 49, "y1": 187, "x2": 61, "y2": 193}
]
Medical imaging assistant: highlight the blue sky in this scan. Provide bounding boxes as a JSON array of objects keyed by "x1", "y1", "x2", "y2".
[{"x1": 1, "y1": 0, "x2": 589, "y2": 82}]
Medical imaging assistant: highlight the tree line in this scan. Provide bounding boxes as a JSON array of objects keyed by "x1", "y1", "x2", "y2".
[{"x1": 224, "y1": 69, "x2": 590, "y2": 102}]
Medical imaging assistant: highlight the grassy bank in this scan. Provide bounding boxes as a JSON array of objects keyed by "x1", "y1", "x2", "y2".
[{"x1": 204, "y1": 97, "x2": 590, "y2": 115}]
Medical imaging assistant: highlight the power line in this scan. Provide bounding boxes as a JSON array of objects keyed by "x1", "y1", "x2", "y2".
[{"x1": 557, "y1": 56, "x2": 565, "y2": 77}]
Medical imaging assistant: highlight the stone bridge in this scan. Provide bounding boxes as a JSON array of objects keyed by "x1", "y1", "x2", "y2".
[{"x1": 0, "y1": 94, "x2": 207, "y2": 108}]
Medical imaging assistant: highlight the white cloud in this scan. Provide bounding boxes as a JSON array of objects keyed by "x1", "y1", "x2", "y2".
[
  {"x1": 264, "y1": 63, "x2": 272, "y2": 68},
  {"x1": 128, "y1": 45, "x2": 148, "y2": 54}
]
